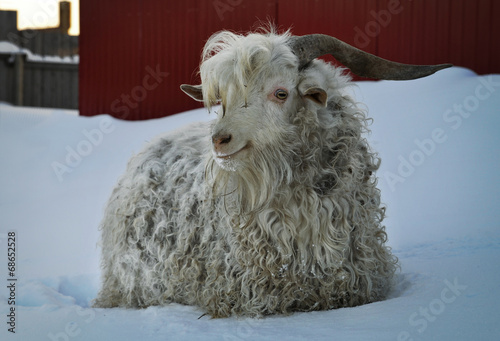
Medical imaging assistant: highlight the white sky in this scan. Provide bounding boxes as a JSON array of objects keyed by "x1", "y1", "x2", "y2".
[{"x1": 0, "y1": 0, "x2": 79, "y2": 36}]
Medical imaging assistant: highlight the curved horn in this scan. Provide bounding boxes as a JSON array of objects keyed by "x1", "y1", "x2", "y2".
[{"x1": 288, "y1": 34, "x2": 452, "y2": 80}]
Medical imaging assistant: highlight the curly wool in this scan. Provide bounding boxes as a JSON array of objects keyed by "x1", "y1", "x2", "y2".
[{"x1": 94, "y1": 29, "x2": 398, "y2": 317}]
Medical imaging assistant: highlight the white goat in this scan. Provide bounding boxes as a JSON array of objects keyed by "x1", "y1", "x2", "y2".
[{"x1": 94, "y1": 28, "x2": 450, "y2": 317}]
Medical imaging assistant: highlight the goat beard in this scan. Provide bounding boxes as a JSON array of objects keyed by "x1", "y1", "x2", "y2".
[{"x1": 205, "y1": 139, "x2": 297, "y2": 218}]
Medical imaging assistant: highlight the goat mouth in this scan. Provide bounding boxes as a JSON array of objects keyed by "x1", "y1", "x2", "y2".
[{"x1": 215, "y1": 144, "x2": 250, "y2": 159}]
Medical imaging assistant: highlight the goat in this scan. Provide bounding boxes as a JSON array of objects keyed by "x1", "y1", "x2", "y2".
[{"x1": 93, "y1": 28, "x2": 451, "y2": 317}]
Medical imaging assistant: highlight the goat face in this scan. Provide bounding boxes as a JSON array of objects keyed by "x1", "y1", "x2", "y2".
[{"x1": 181, "y1": 66, "x2": 328, "y2": 171}]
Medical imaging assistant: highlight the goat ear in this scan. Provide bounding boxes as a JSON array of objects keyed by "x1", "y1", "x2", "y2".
[
  {"x1": 180, "y1": 84, "x2": 204, "y2": 102},
  {"x1": 300, "y1": 86, "x2": 328, "y2": 108}
]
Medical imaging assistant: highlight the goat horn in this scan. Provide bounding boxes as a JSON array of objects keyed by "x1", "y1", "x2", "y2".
[{"x1": 289, "y1": 34, "x2": 452, "y2": 80}]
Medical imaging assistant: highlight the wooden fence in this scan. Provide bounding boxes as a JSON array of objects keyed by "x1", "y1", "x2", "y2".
[
  {"x1": 0, "y1": 7, "x2": 79, "y2": 109},
  {"x1": 0, "y1": 51, "x2": 78, "y2": 109}
]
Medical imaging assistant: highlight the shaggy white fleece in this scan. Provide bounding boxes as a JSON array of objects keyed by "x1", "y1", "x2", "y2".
[{"x1": 94, "y1": 29, "x2": 398, "y2": 317}]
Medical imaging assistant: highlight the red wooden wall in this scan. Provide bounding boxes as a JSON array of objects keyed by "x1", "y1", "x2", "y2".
[{"x1": 80, "y1": 0, "x2": 500, "y2": 120}]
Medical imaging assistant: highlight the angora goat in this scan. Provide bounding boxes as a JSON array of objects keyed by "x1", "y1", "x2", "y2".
[{"x1": 94, "y1": 29, "x2": 451, "y2": 317}]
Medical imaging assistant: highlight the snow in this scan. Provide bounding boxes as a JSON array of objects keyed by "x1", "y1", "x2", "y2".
[
  {"x1": 1, "y1": 66, "x2": 499, "y2": 340},
  {"x1": 0, "y1": 41, "x2": 22, "y2": 54},
  {"x1": 0, "y1": 40, "x2": 79, "y2": 64}
]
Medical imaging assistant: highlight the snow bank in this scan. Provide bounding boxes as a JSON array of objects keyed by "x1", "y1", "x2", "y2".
[{"x1": 0, "y1": 67, "x2": 499, "y2": 340}]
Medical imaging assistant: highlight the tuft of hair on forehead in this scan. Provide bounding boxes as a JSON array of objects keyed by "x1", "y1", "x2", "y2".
[{"x1": 199, "y1": 28, "x2": 298, "y2": 110}]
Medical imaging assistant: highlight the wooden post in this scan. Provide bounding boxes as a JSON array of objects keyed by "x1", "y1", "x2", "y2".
[{"x1": 14, "y1": 54, "x2": 24, "y2": 106}]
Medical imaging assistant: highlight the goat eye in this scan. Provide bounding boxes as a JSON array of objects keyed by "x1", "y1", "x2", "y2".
[{"x1": 274, "y1": 89, "x2": 288, "y2": 100}]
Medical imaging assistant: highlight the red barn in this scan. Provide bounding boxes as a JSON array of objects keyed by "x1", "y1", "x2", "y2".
[{"x1": 79, "y1": 0, "x2": 500, "y2": 120}]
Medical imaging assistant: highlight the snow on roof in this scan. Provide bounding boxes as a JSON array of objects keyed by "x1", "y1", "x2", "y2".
[
  {"x1": 0, "y1": 40, "x2": 22, "y2": 54},
  {"x1": 0, "y1": 40, "x2": 79, "y2": 64}
]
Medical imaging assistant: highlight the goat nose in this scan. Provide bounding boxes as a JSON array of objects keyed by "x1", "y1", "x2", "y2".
[{"x1": 212, "y1": 134, "x2": 232, "y2": 149}]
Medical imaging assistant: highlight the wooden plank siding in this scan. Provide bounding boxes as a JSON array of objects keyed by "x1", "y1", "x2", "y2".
[
  {"x1": 79, "y1": 0, "x2": 500, "y2": 120},
  {"x1": 0, "y1": 54, "x2": 78, "y2": 109}
]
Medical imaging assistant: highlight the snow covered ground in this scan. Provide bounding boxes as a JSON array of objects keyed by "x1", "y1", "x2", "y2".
[{"x1": 0, "y1": 66, "x2": 499, "y2": 340}]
